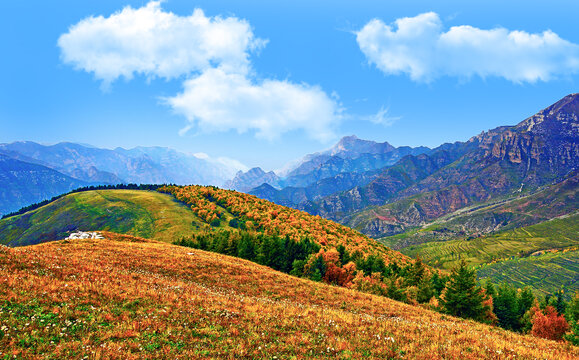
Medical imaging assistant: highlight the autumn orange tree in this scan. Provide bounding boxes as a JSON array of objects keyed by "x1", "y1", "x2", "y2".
[{"x1": 531, "y1": 305, "x2": 570, "y2": 341}]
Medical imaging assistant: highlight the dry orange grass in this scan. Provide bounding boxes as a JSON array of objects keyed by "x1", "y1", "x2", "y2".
[{"x1": 0, "y1": 232, "x2": 576, "y2": 359}]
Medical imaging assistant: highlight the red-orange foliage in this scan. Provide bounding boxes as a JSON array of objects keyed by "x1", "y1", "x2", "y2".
[
  {"x1": 531, "y1": 305, "x2": 570, "y2": 341},
  {"x1": 481, "y1": 290, "x2": 498, "y2": 325},
  {"x1": 159, "y1": 185, "x2": 411, "y2": 266},
  {"x1": 320, "y1": 249, "x2": 356, "y2": 286}
]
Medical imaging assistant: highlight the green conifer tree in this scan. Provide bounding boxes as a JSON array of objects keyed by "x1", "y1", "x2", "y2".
[
  {"x1": 440, "y1": 260, "x2": 486, "y2": 321},
  {"x1": 494, "y1": 283, "x2": 519, "y2": 331}
]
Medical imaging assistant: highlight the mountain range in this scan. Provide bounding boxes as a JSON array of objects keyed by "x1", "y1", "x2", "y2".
[
  {"x1": 0, "y1": 142, "x2": 244, "y2": 215},
  {"x1": 237, "y1": 94, "x2": 578, "y2": 244},
  {"x1": 2, "y1": 94, "x2": 577, "y2": 246}
]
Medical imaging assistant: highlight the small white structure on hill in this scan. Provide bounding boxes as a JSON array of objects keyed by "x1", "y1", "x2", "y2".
[{"x1": 66, "y1": 231, "x2": 104, "y2": 240}]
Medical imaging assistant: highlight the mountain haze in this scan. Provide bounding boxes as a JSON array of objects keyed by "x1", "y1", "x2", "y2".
[
  {"x1": 0, "y1": 142, "x2": 241, "y2": 186},
  {"x1": 0, "y1": 154, "x2": 87, "y2": 215},
  {"x1": 245, "y1": 136, "x2": 429, "y2": 204},
  {"x1": 0, "y1": 142, "x2": 248, "y2": 215}
]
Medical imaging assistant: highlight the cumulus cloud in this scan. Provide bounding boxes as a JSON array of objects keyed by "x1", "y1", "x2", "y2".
[
  {"x1": 58, "y1": 1, "x2": 265, "y2": 85},
  {"x1": 356, "y1": 12, "x2": 579, "y2": 83},
  {"x1": 59, "y1": 1, "x2": 340, "y2": 141},
  {"x1": 166, "y1": 68, "x2": 340, "y2": 141}
]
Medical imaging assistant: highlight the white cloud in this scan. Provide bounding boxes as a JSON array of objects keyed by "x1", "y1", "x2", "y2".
[
  {"x1": 166, "y1": 68, "x2": 340, "y2": 142},
  {"x1": 356, "y1": 12, "x2": 579, "y2": 83},
  {"x1": 193, "y1": 152, "x2": 210, "y2": 160},
  {"x1": 59, "y1": 1, "x2": 340, "y2": 142},
  {"x1": 364, "y1": 106, "x2": 400, "y2": 127},
  {"x1": 216, "y1": 157, "x2": 249, "y2": 172},
  {"x1": 58, "y1": 1, "x2": 266, "y2": 85}
]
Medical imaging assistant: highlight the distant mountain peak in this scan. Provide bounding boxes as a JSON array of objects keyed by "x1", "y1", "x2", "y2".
[
  {"x1": 223, "y1": 166, "x2": 280, "y2": 192},
  {"x1": 329, "y1": 135, "x2": 394, "y2": 156},
  {"x1": 246, "y1": 167, "x2": 268, "y2": 176},
  {"x1": 338, "y1": 134, "x2": 359, "y2": 142}
]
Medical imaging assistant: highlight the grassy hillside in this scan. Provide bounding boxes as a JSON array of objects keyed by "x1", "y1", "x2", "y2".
[
  {"x1": 0, "y1": 186, "x2": 409, "y2": 265},
  {"x1": 477, "y1": 247, "x2": 579, "y2": 300},
  {"x1": 400, "y1": 213, "x2": 578, "y2": 269},
  {"x1": 0, "y1": 190, "x2": 204, "y2": 246},
  {"x1": 0, "y1": 233, "x2": 576, "y2": 359}
]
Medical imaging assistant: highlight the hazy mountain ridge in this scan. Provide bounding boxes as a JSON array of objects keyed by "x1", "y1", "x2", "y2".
[
  {"x1": 224, "y1": 167, "x2": 281, "y2": 193},
  {"x1": 0, "y1": 141, "x2": 248, "y2": 214},
  {"x1": 242, "y1": 136, "x2": 430, "y2": 203},
  {"x1": 0, "y1": 142, "x2": 240, "y2": 186},
  {"x1": 250, "y1": 169, "x2": 382, "y2": 207},
  {"x1": 0, "y1": 154, "x2": 88, "y2": 215},
  {"x1": 301, "y1": 143, "x2": 470, "y2": 221}
]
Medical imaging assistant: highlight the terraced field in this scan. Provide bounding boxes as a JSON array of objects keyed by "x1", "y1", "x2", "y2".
[
  {"x1": 401, "y1": 213, "x2": 579, "y2": 269},
  {"x1": 477, "y1": 248, "x2": 579, "y2": 300},
  {"x1": 0, "y1": 190, "x2": 204, "y2": 246}
]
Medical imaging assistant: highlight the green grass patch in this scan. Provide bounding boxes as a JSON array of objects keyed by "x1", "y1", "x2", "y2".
[{"x1": 0, "y1": 190, "x2": 206, "y2": 246}]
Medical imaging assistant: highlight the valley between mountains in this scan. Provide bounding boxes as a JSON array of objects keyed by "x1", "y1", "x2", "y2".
[{"x1": 1, "y1": 94, "x2": 578, "y2": 358}]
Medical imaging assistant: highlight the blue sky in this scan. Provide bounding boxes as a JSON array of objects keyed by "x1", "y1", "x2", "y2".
[{"x1": 1, "y1": 0, "x2": 578, "y2": 171}]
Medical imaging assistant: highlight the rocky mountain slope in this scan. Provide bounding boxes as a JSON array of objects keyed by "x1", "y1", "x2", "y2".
[
  {"x1": 304, "y1": 94, "x2": 579, "y2": 239},
  {"x1": 224, "y1": 167, "x2": 280, "y2": 192}
]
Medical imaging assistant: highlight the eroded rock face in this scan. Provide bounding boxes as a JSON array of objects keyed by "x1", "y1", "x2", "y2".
[
  {"x1": 363, "y1": 219, "x2": 406, "y2": 238},
  {"x1": 317, "y1": 94, "x2": 579, "y2": 239}
]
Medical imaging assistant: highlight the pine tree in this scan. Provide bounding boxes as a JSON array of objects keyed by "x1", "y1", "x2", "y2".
[
  {"x1": 494, "y1": 283, "x2": 519, "y2": 331},
  {"x1": 308, "y1": 254, "x2": 326, "y2": 282},
  {"x1": 440, "y1": 260, "x2": 486, "y2": 321},
  {"x1": 416, "y1": 274, "x2": 434, "y2": 304},
  {"x1": 336, "y1": 244, "x2": 350, "y2": 265},
  {"x1": 484, "y1": 280, "x2": 496, "y2": 300},
  {"x1": 431, "y1": 271, "x2": 447, "y2": 298},
  {"x1": 555, "y1": 290, "x2": 567, "y2": 315},
  {"x1": 237, "y1": 233, "x2": 256, "y2": 261},
  {"x1": 387, "y1": 276, "x2": 406, "y2": 302},
  {"x1": 405, "y1": 256, "x2": 426, "y2": 287},
  {"x1": 517, "y1": 287, "x2": 535, "y2": 332}
]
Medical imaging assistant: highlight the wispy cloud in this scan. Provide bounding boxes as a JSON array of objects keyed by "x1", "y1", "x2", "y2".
[
  {"x1": 363, "y1": 106, "x2": 400, "y2": 127},
  {"x1": 356, "y1": 12, "x2": 579, "y2": 83},
  {"x1": 59, "y1": 1, "x2": 340, "y2": 141}
]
